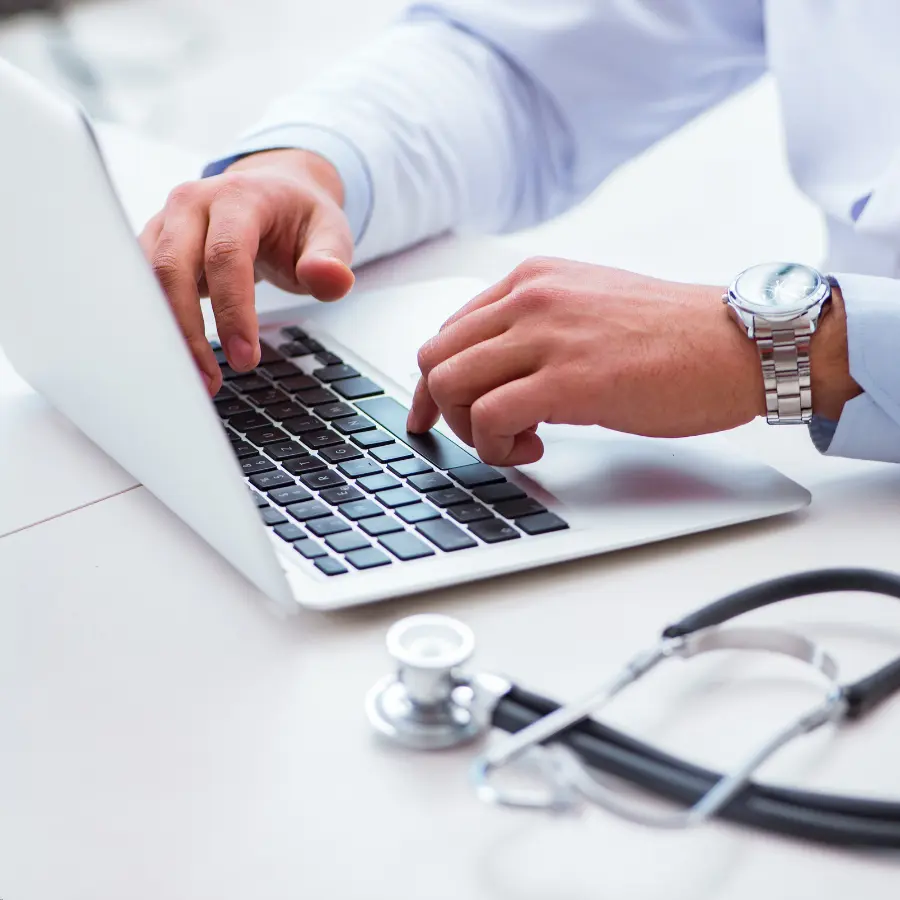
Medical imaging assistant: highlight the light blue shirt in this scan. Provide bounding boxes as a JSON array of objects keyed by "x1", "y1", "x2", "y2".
[{"x1": 205, "y1": 0, "x2": 900, "y2": 464}]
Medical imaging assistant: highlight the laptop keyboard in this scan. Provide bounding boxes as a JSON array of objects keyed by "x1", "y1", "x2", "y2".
[{"x1": 213, "y1": 325, "x2": 568, "y2": 577}]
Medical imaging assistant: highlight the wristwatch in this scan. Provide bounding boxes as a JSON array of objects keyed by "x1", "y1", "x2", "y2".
[{"x1": 724, "y1": 262, "x2": 833, "y2": 425}]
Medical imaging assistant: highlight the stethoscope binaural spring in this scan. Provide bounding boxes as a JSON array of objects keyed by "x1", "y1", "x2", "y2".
[{"x1": 366, "y1": 569, "x2": 900, "y2": 848}]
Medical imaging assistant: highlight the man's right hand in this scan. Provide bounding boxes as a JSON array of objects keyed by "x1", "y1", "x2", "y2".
[{"x1": 139, "y1": 149, "x2": 355, "y2": 395}]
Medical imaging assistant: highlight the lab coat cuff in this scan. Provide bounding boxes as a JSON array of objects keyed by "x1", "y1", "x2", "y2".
[
  {"x1": 202, "y1": 125, "x2": 374, "y2": 247},
  {"x1": 814, "y1": 272, "x2": 900, "y2": 462}
]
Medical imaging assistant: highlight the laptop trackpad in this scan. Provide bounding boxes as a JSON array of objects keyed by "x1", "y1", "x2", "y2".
[{"x1": 517, "y1": 424, "x2": 797, "y2": 518}]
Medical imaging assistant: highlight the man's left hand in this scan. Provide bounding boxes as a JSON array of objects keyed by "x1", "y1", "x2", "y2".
[{"x1": 408, "y1": 258, "x2": 767, "y2": 466}]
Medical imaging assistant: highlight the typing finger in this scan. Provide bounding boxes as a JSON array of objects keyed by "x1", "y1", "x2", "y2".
[
  {"x1": 407, "y1": 376, "x2": 441, "y2": 434},
  {"x1": 295, "y1": 204, "x2": 355, "y2": 302},
  {"x1": 148, "y1": 203, "x2": 220, "y2": 393},
  {"x1": 204, "y1": 195, "x2": 262, "y2": 372},
  {"x1": 470, "y1": 375, "x2": 550, "y2": 466}
]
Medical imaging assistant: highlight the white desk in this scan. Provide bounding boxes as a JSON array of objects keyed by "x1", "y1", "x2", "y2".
[{"x1": 2, "y1": 81, "x2": 900, "y2": 899}]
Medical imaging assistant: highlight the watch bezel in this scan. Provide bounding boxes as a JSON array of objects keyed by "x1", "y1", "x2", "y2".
[{"x1": 727, "y1": 262, "x2": 830, "y2": 322}]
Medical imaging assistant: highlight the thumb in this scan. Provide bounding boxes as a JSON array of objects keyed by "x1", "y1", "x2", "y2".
[{"x1": 296, "y1": 208, "x2": 355, "y2": 302}]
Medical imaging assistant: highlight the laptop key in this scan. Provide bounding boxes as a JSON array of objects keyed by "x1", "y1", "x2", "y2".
[
  {"x1": 356, "y1": 397, "x2": 478, "y2": 470},
  {"x1": 229, "y1": 411, "x2": 270, "y2": 431},
  {"x1": 266, "y1": 402, "x2": 306, "y2": 422},
  {"x1": 333, "y1": 415, "x2": 375, "y2": 435},
  {"x1": 370, "y1": 443, "x2": 414, "y2": 464},
  {"x1": 408, "y1": 473, "x2": 452, "y2": 493},
  {"x1": 468, "y1": 518, "x2": 521, "y2": 543},
  {"x1": 397, "y1": 502, "x2": 441, "y2": 524},
  {"x1": 336, "y1": 458, "x2": 381, "y2": 479},
  {"x1": 249, "y1": 470, "x2": 295, "y2": 491},
  {"x1": 307, "y1": 516, "x2": 353, "y2": 538},
  {"x1": 326, "y1": 531, "x2": 371, "y2": 554},
  {"x1": 301, "y1": 469, "x2": 345, "y2": 490},
  {"x1": 429, "y1": 487, "x2": 470, "y2": 508},
  {"x1": 231, "y1": 441, "x2": 259, "y2": 459},
  {"x1": 340, "y1": 499, "x2": 383, "y2": 521},
  {"x1": 377, "y1": 487, "x2": 420, "y2": 509},
  {"x1": 283, "y1": 456, "x2": 327, "y2": 476},
  {"x1": 448, "y1": 463, "x2": 506, "y2": 488},
  {"x1": 297, "y1": 388, "x2": 340, "y2": 407},
  {"x1": 274, "y1": 522, "x2": 305, "y2": 542},
  {"x1": 345, "y1": 547, "x2": 392, "y2": 570},
  {"x1": 516, "y1": 512, "x2": 569, "y2": 535},
  {"x1": 314, "y1": 364, "x2": 359, "y2": 382},
  {"x1": 219, "y1": 365, "x2": 242, "y2": 381},
  {"x1": 316, "y1": 402, "x2": 356, "y2": 421},
  {"x1": 358, "y1": 473, "x2": 401, "y2": 493},
  {"x1": 315, "y1": 351, "x2": 342, "y2": 366},
  {"x1": 473, "y1": 482, "x2": 526, "y2": 504},
  {"x1": 262, "y1": 361, "x2": 302, "y2": 380},
  {"x1": 241, "y1": 456, "x2": 276, "y2": 475},
  {"x1": 215, "y1": 398, "x2": 251, "y2": 418},
  {"x1": 282, "y1": 415, "x2": 325, "y2": 435},
  {"x1": 264, "y1": 441, "x2": 308, "y2": 462},
  {"x1": 231, "y1": 374, "x2": 270, "y2": 394},
  {"x1": 258, "y1": 341, "x2": 283, "y2": 365},
  {"x1": 301, "y1": 430, "x2": 343, "y2": 450},
  {"x1": 320, "y1": 485, "x2": 364, "y2": 506},
  {"x1": 245, "y1": 387, "x2": 291, "y2": 408},
  {"x1": 388, "y1": 458, "x2": 432, "y2": 478},
  {"x1": 379, "y1": 531, "x2": 435, "y2": 561},
  {"x1": 260, "y1": 506, "x2": 288, "y2": 526},
  {"x1": 495, "y1": 498, "x2": 546, "y2": 519},
  {"x1": 351, "y1": 430, "x2": 394, "y2": 449},
  {"x1": 268, "y1": 485, "x2": 313, "y2": 506},
  {"x1": 248, "y1": 489, "x2": 269, "y2": 507},
  {"x1": 333, "y1": 377, "x2": 385, "y2": 400},
  {"x1": 286, "y1": 500, "x2": 331, "y2": 522},
  {"x1": 303, "y1": 336, "x2": 325, "y2": 353},
  {"x1": 295, "y1": 539, "x2": 328, "y2": 559},
  {"x1": 279, "y1": 340, "x2": 312, "y2": 357},
  {"x1": 320, "y1": 444, "x2": 364, "y2": 464},
  {"x1": 225, "y1": 428, "x2": 242, "y2": 443},
  {"x1": 315, "y1": 556, "x2": 349, "y2": 576},
  {"x1": 448, "y1": 502, "x2": 493, "y2": 524},
  {"x1": 281, "y1": 325, "x2": 308, "y2": 340},
  {"x1": 281, "y1": 374, "x2": 319, "y2": 393},
  {"x1": 360, "y1": 515, "x2": 405, "y2": 536},
  {"x1": 246, "y1": 426, "x2": 289, "y2": 446},
  {"x1": 416, "y1": 518, "x2": 478, "y2": 552}
]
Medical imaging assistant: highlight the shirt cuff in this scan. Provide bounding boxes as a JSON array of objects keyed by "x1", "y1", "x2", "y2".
[
  {"x1": 809, "y1": 271, "x2": 900, "y2": 462},
  {"x1": 202, "y1": 125, "x2": 374, "y2": 246}
]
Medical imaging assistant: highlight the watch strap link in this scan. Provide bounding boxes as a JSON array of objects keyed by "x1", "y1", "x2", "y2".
[{"x1": 756, "y1": 317, "x2": 813, "y2": 425}]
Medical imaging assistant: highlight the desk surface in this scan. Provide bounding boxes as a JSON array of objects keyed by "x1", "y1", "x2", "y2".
[{"x1": 1, "y1": 82, "x2": 899, "y2": 899}]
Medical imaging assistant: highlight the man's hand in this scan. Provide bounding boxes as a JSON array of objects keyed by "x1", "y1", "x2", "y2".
[
  {"x1": 140, "y1": 150, "x2": 355, "y2": 394},
  {"x1": 408, "y1": 258, "x2": 856, "y2": 467}
]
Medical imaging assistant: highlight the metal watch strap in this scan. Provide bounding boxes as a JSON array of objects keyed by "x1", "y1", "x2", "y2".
[{"x1": 755, "y1": 317, "x2": 813, "y2": 425}]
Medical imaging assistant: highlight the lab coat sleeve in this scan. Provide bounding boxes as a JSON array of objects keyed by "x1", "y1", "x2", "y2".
[
  {"x1": 203, "y1": 0, "x2": 766, "y2": 266},
  {"x1": 811, "y1": 273, "x2": 900, "y2": 463}
]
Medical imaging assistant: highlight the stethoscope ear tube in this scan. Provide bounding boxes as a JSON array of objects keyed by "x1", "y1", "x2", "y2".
[
  {"x1": 494, "y1": 685, "x2": 900, "y2": 847},
  {"x1": 489, "y1": 566, "x2": 900, "y2": 848}
]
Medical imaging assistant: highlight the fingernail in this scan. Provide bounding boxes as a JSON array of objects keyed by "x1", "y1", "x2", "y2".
[{"x1": 228, "y1": 336, "x2": 256, "y2": 370}]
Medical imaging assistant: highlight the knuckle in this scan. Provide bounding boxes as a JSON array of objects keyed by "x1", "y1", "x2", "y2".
[
  {"x1": 205, "y1": 238, "x2": 243, "y2": 271},
  {"x1": 417, "y1": 340, "x2": 437, "y2": 375},
  {"x1": 515, "y1": 255, "x2": 557, "y2": 280},
  {"x1": 514, "y1": 285, "x2": 551, "y2": 314},
  {"x1": 152, "y1": 248, "x2": 183, "y2": 288},
  {"x1": 214, "y1": 173, "x2": 251, "y2": 203},
  {"x1": 165, "y1": 182, "x2": 200, "y2": 208},
  {"x1": 426, "y1": 361, "x2": 456, "y2": 402}
]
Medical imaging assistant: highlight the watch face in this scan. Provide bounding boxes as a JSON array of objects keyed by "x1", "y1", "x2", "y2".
[{"x1": 731, "y1": 263, "x2": 827, "y2": 318}]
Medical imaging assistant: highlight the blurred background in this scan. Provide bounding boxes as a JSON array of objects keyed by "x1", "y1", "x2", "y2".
[{"x1": 0, "y1": 0, "x2": 407, "y2": 154}]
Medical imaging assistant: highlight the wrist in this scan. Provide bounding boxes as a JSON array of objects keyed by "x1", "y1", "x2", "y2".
[
  {"x1": 810, "y1": 285, "x2": 862, "y2": 420},
  {"x1": 226, "y1": 149, "x2": 344, "y2": 207}
]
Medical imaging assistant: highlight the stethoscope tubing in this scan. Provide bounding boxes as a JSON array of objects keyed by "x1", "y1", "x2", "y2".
[{"x1": 491, "y1": 569, "x2": 900, "y2": 848}]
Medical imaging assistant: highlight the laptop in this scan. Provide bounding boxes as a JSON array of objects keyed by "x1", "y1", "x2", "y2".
[{"x1": 0, "y1": 59, "x2": 811, "y2": 612}]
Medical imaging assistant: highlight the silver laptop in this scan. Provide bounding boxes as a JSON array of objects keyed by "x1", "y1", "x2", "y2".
[{"x1": 0, "y1": 59, "x2": 810, "y2": 612}]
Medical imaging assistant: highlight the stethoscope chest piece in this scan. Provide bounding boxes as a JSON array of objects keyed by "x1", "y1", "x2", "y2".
[{"x1": 366, "y1": 614, "x2": 507, "y2": 750}]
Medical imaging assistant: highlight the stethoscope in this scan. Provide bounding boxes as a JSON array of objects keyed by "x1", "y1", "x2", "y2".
[{"x1": 366, "y1": 569, "x2": 900, "y2": 848}]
